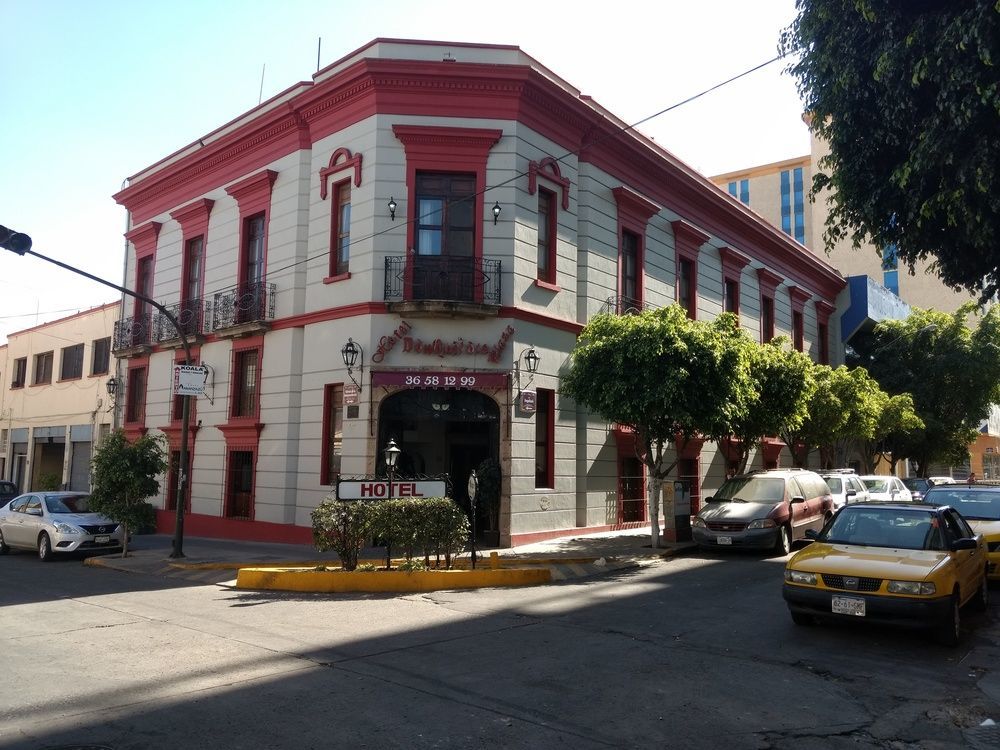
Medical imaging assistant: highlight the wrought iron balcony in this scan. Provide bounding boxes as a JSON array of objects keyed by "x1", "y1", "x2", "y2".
[
  {"x1": 602, "y1": 296, "x2": 658, "y2": 316},
  {"x1": 155, "y1": 298, "x2": 210, "y2": 342},
  {"x1": 113, "y1": 313, "x2": 155, "y2": 351},
  {"x1": 211, "y1": 280, "x2": 276, "y2": 331},
  {"x1": 384, "y1": 254, "x2": 501, "y2": 307}
]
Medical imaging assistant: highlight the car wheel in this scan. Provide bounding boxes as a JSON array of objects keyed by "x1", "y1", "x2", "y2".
[
  {"x1": 37, "y1": 532, "x2": 53, "y2": 562},
  {"x1": 773, "y1": 525, "x2": 792, "y2": 556},
  {"x1": 0, "y1": 528, "x2": 8, "y2": 554},
  {"x1": 934, "y1": 592, "x2": 961, "y2": 647},
  {"x1": 790, "y1": 610, "x2": 814, "y2": 626},
  {"x1": 971, "y1": 569, "x2": 990, "y2": 613}
]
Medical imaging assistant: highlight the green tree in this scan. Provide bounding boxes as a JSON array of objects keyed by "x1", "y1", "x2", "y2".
[
  {"x1": 562, "y1": 306, "x2": 751, "y2": 548},
  {"x1": 89, "y1": 430, "x2": 168, "y2": 557},
  {"x1": 782, "y1": 1, "x2": 1000, "y2": 297},
  {"x1": 858, "y1": 392, "x2": 924, "y2": 474},
  {"x1": 852, "y1": 306, "x2": 1000, "y2": 475},
  {"x1": 717, "y1": 336, "x2": 815, "y2": 474}
]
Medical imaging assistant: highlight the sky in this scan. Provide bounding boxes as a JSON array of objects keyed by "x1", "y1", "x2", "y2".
[{"x1": 0, "y1": 0, "x2": 808, "y2": 344}]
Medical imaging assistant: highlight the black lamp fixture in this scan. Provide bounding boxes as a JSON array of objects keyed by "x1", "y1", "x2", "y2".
[
  {"x1": 340, "y1": 337, "x2": 364, "y2": 390},
  {"x1": 388, "y1": 197, "x2": 397, "y2": 221},
  {"x1": 106, "y1": 376, "x2": 121, "y2": 406},
  {"x1": 523, "y1": 346, "x2": 540, "y2": 374},
  {"x1": 384, "y1": 437, "x2": 401, "y2": 471},
  {"x1": 492, "y1": 201, "x2": 502, "y2": 225}
]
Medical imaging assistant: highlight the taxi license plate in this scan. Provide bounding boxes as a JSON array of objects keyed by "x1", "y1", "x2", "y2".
[
  {"x1": 832, "y1": 595, "x2": 865, "y2": 617},
  {"x1": 95, "y1": 535, "x2": 111, "y2": 544},
  {"x1": 717, "y1": 536, "x2": 732, "y2": 545}
]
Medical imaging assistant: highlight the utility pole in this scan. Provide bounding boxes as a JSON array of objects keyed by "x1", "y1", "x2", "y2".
[{"x1": 0, "y1": 225, "x2": 194, "y2": 557}]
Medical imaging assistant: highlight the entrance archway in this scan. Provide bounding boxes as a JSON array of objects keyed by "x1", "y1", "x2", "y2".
[{"x1": 378, "y1": 388, "x2": 501, "y2": 540}]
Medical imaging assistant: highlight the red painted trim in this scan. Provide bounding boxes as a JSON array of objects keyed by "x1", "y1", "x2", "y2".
[
  {"x1": 319, "y1": 147, "x2": 362, "y2": 199},
  {"x1": 328, "y1": 178, "x2": 351, "y2": 277},
  {"x1": 533, "y1": 279, "x2": 561, "y2": 293},
  {"x1": 270, "y1": 301, "x2": 388, "y2": 330},
  {"x1": 227, "y1": 334, "x2": 264, "y2": 423},
  {"x1": 217, "y1": 421, "x2": 266, "y2": 443},
  {"x1": 528, "y1": 157, "x2": 571, "y2": 210},
  {"x1": 671, "y1": 220, "x2": 709, "y2": 261},
  {"x1": 613, "y1": 187, "x2": 658, "y2": 307},
  {"x1": 535, "y1": 186, "x2": 558, "y2": 285},
  {"x1": 815, "y1": 300, "x2": 836, "y2": 326},
  {"x1": 323, "y1": 272, "x2": 352, "y2": 284},
  {"x1": 154, "y1": 509, "x2": 312, "y2": 545},
  {"x1": 788, "y1": 285, "x2": 811, "y2": 313},
  {"x1": 501, "y1": 306, "x2": 583, "y2": 334},
  {"x1": 126, "y1": 222, "x2": 162, "y2": 258},
  {"x1": 756, "y1": 267, "x2": 783, "y2": 297},
  {"x1": 227, "y1": 170, "x2": 277, "y2": 287},
  {"x1": 675, "y1": 433, "x2": 705, "y2": 460},
  {"x1": 171, "y1": 199, "x2": 213, "y2": 306},
  {"x1": 719, "y1": 246, "x2": 750, "y2": 279},
  {"x1": 124, "y1": 358, "x2": 149, "y2": 433}
]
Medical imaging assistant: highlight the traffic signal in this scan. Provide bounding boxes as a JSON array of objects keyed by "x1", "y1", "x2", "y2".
[{"x1": 0, "y1": 225, "x2": 32, "y2": 255}]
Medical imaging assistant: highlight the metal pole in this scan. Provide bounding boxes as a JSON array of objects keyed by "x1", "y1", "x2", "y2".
[{"x1": 16, "y1": 247, "x2": 193, "y2": 557}]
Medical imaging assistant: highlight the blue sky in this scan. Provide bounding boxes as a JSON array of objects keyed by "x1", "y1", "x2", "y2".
[{"x1": 0, "y1": 0, "x2": 805, "y2": 343}]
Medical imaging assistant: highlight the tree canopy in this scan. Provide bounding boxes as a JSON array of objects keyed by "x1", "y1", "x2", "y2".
[
  {"x1": 782, "y1": 1, "x2": 1000, "y2": 297},
  {"x1": 89, "y1": 430, "x2": 168, "y2": 557}
]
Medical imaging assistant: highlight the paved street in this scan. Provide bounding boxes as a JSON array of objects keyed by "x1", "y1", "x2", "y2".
[{"x1": 2, "y1": 547, "x2": 998, "y2": 749}]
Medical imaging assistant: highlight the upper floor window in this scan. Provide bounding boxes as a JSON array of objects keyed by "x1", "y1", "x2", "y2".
[
  {"x1": 60, "y1": 344, "x2": 84, "y2": 380},
  {"x1": 780, "y1": 168, "x2": 805, "y2": 244},
  {"x1": 536, "y1": 188, "x2": 557, "y2": 284},
  {"x1": 11, "y1": 357, "x2": 26, "y2": 388},
  {"x1": 33, "y1": 351, "x2": 53, "y2": 385},
  {"x1": 761, "y1": 296, "x2": 775, "y2": 344},
  {"x1": 415, "y1": 172, "x2": 475, "y2": 257},
  {"x1": 678, "y1": 257, "x2": 696, "y2": 319},
  {"x1": 330, "y1": 182, "x2": 351, "y2": 276},
  {"x1": 621, "y1": 230, "x2": 641, "y2": 308},
  {"x1": 231, "y1": 348, "x2": 260, "y2": 419},
  {"x1": 136, "y1": 256, "x2": 154, "y2": 320},
  {"x1": 818, "y1": 322, "x2": 830, "y2": 364},
  {"x1": 793, "y1": 311, "x2": 804, "y2": 352},
  {"x1": 242, "y1": 214, "x2": 265, "y2": 285},
  {"x1": 724, "y1": 279, "x2": 740, "y2": 315},
  {"x1": 91, "y1": 337, "x2": 110, "y2": 376}
]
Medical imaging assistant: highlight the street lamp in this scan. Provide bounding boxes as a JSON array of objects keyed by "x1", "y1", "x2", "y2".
[
  {"x1": 384, "y1": 438, "x2": 401, "y2": 492},
  {"x1": 341, "y1": 337, "x2": 363, "y2": 391}
]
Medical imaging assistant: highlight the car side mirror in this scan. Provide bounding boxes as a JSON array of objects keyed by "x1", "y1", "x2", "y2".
[
  {"x1": 951, "y1": 538, "x2": 977, "y2": 552},
  {"x1": 805, "y1": 529, "x2": 819, "y2": 540},
  {"x1": 846, "y1": 489, "x2": 857, "y2": 497},
  {"x1": 27, "y1": 508, "x2": 42, "y2": 516},
  {"x1": 705, "y1": 496, "x2": 715, "y2": 503},
  {"x1": 790, "y1": 495, "x2": 806, "y2": 504}
]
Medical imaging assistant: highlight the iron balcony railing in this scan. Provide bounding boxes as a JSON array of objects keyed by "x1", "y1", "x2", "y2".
[
  {"x1": 211, "y1": 280, "x2": 276, "y2": 331},
  {"x1": 601, "y1": 295, "x2": 658, "y2": 316},
  {"x1": 384, "y1": 255, "x2": 502, "y2": 306},
  {"x1": 113, "y1": 313, "x2": 155, "y2": 350},
  {"x1": 155, "y1": 298, "x2": 210, "y2": 342}
]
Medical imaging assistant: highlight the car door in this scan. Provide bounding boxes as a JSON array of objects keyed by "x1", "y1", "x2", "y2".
[
  {"x1": 786, "y1": 477, "x2": 812, "y2": 538},
  {"x1": 851, "y1": 477, "x2": 869, "y2": 503},
  {"x1": 3, "y1": 496, "x2": 31, "y2": 546},
  {"x1": 942, "y1": 509, "x2": 980, "y2": 602},
  {"x1": 894, "y1": 478, "x2": 912, "y2": 502},
  {"x1": 20, "y1": 495, "x2": 45, "y2": 547}
]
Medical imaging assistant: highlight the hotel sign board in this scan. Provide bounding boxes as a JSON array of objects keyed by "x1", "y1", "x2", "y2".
[
  {"x1": 173, "y1": 364, "x2": 208, "y2": 397},
  {"x1": 337, "y1": 480, "x2": 448, "y2": 500}
]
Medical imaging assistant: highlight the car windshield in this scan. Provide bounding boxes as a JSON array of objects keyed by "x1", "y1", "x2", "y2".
[
  {"x1": 862, "y1": 478, "x2": 890, "y2": 492},
  {"x1": 923, "y1": 489, "x2": 1000, "y2": 521},
  {"x1": 822, "y1": 507, "x2": 942, "y2": 550},
  {"x1": 902, "y1": 478, "x2": 929, "y2": 492},
  {"x1": 44, "y1": 495, "x2": 91, "y2": 514},
  {"x1": 824, "y1": 478, "x2": 843, "y2": 493},
  {"x1": 712, "y1": 477, "x2": 784, "y2": 503}
]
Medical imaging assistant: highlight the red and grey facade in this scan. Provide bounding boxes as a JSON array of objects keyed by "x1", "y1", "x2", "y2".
[{"x1": 111, "y1": 39, "x2": 845, "y2": 546}]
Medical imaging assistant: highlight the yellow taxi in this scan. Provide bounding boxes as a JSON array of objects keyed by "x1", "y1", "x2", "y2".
[
  {"x1": 782, "y1": 502, "x2": 989, "y2": 645},
  {"x1": 923, "y1": 483, "x2": 1000, "y2": 580}
]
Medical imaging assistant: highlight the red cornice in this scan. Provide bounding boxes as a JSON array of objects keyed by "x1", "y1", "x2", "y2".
[
  {"x1": 528, "y1": 157, "x2": 571, "y2": 209},
  {"x1": 225, "y1": 169, "x2": 278, "y2": 211},
  {"x1": 125, "y1": 222, "x2": 162, "y2": 257},
  {"x1": 756, "y1": 268, "x2": 784, "y2": 296},
  {"x1": 718, "y1": 246, "x2": 750, "y2": 280},
  {"x1": 392, "y1": 124, "x2": 503, "y2": 159},
  {"x1": 170, "y1": 198, "x2": 215, "y2": 233},
  {"x1": 815, "y1": 300, "x2": 836, "y2": 325},
  {"x1": 319, "y1": 147, "x2": 363, "y2": 199},
  {"x1": 218, "y1": 421, "x2": 265, "y2": 444},
  {"x1": 501, "y1": 306, "x2": 583, "y2": 334},
  {"x1": 612, "y1": 186, "x2": 659, "y2": 227},
  {"x1": 671, "y1": 220, "x2": 709, "y2": 261},
  {"x1": 788, "y1": 285, "x2": 812, "y2": 313}
]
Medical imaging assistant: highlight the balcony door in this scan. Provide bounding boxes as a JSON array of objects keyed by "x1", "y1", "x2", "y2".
[
  {"x1": 413, "y1": 172, "x2": 476, "y2": 302},
  {"x1": 237, "y1": 213, "x2": 266, "y2": 323}
]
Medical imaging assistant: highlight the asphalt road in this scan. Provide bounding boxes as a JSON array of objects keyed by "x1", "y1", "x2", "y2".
[{"x1": 1, "y1": 548, "x2": 998, "y2": 750}]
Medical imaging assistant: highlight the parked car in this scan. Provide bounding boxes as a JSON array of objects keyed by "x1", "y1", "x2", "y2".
[
  {"x1": 923, "y1": 483, "x2": 1000, "y2": 580},
  {"x1": 0, "y1": 492, "x2": 124, "y2": 560},
  {"x1": 692, "y1": 469, "x2": 834, "y2": 556},
  {"x1": 783, "y1": 502, "x2": 989, "y2": 645},
  {"x1": 903, "y1": 476, "x2": 954, "y2": 502},
  {"x1": 927, "y1": 476, "x2": 957, "y2": 486},
  {"x1": 821, "y1": 471, "x2": 870, "y2": 509},
  {"x1": 0, "y1": 481, "x2": 18, "y2": 509},
  {"x1": 860, "y1": 475, "x2": 913, "y2": 503}
]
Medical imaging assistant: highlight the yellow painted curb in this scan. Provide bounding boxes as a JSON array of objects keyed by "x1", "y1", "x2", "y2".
[{"x1": 236, "y1": 566, "x2": 552, "y2": 593}]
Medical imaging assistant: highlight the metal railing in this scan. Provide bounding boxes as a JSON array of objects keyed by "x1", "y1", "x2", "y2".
[
  {"x1": 602, "y1": 295, "x2": 658, "y2": 316},
  {"x1": 211, "y1": 281, "x2": 276, "y2": 330},
  {"x1": 384, "y1": 255, "x2": 502, "y2": 306},
  {"x1": 156, "y1": 298, "x2": 210, "y2": 342},
  {"x1": 113, "y1": 313, "x2": 155, "y2": 350}
]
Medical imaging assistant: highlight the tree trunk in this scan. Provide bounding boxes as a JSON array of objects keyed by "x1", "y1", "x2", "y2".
[
  {"x1": 648, "y1": 474, "x2": 662, "y2": 549},
  {"x1": 121, "y1": 521, "x2": 130, "y2": 558}
]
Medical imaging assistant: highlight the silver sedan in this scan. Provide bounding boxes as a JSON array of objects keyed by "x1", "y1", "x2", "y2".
[{"x1": 0, "y1": 492, "x2": 124, "y2": 560}]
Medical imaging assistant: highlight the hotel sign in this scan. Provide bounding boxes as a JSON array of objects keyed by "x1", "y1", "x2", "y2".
[{"x1": 337, "y1": 480, "x2": 448, "y2": 500}]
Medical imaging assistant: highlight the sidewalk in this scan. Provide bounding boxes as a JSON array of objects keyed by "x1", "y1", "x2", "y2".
[{"x1": 83, "y1": 527, "x2": 697, "y2": 583}]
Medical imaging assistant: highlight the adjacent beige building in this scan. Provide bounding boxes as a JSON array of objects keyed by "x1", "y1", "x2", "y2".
[{"x1": 0, "y1": 303, "x2": 117, "y2": 492}]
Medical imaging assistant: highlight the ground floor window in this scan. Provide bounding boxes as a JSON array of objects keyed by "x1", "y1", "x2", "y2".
[
  {"x1": 225, "y1": 450, "x2": 255, "y2": 520},
  {"x1": 619, "y1": 455, "x2": 645, "y2": 523}
]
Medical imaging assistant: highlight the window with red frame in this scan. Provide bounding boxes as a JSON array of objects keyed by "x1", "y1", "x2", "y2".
[
  {"x1": 818, "y1": 322, "x2": 829, "y2": 364},
  {"x1": 678, "y1": 257, "x2": 696, "y2": 319},
  {"x1": 761, "y1": 296, "x2": 775, "y2": 343},
  {"x1": 180, "y1": 236, "x2": 204, "y2": 335},
  {"x1": 793, "y1": 311, "x2": 804, "y2": 351},
  {"x1": 536, "y1": 188, "x2": 556, "y2": 283},
  {"x1": 620, "y1": 230, "x2": 641, "y2": 309},
  {"x1": 136, "y1": 256, "x2": 154, "y2": 324},
  {"x1": 535, "y1": 388, "x2": 554, "y2": 488},
  {"x1": 231, "y1": 348, "x2": 259, "y2": 419},
  {"x1": 321, "y1": 384, "x2": 344, "y2": 485},
  {"x1": 225, "y1": 450, "x2": 254, "y2": 519},
  {"x1": 330, "y1": 182, "x2": 351, "y2": 276},
  {"x1": 724, "y1": 279, "x2": 740, "y2": 316},
  {"x1": 125, "y1": 367, "x2": 146, "y2": 423}
]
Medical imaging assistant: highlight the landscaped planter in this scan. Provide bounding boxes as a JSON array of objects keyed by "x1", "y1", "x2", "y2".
[{"x1": 236, "y1": 566, "x2": 551, "y2": 593}]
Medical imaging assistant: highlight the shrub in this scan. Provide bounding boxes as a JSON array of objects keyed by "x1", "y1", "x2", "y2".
[
  {"x1": 38, "y1": 472, "x2": 62, "y2": 491},
  {"x1": 311, "y1": 499, "x2": 375, "y2": 572}
]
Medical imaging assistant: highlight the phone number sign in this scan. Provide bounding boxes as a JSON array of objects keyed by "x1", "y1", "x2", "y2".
[{"x1": 372, "y1": 371, "x2": 507, "y2": 389}]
